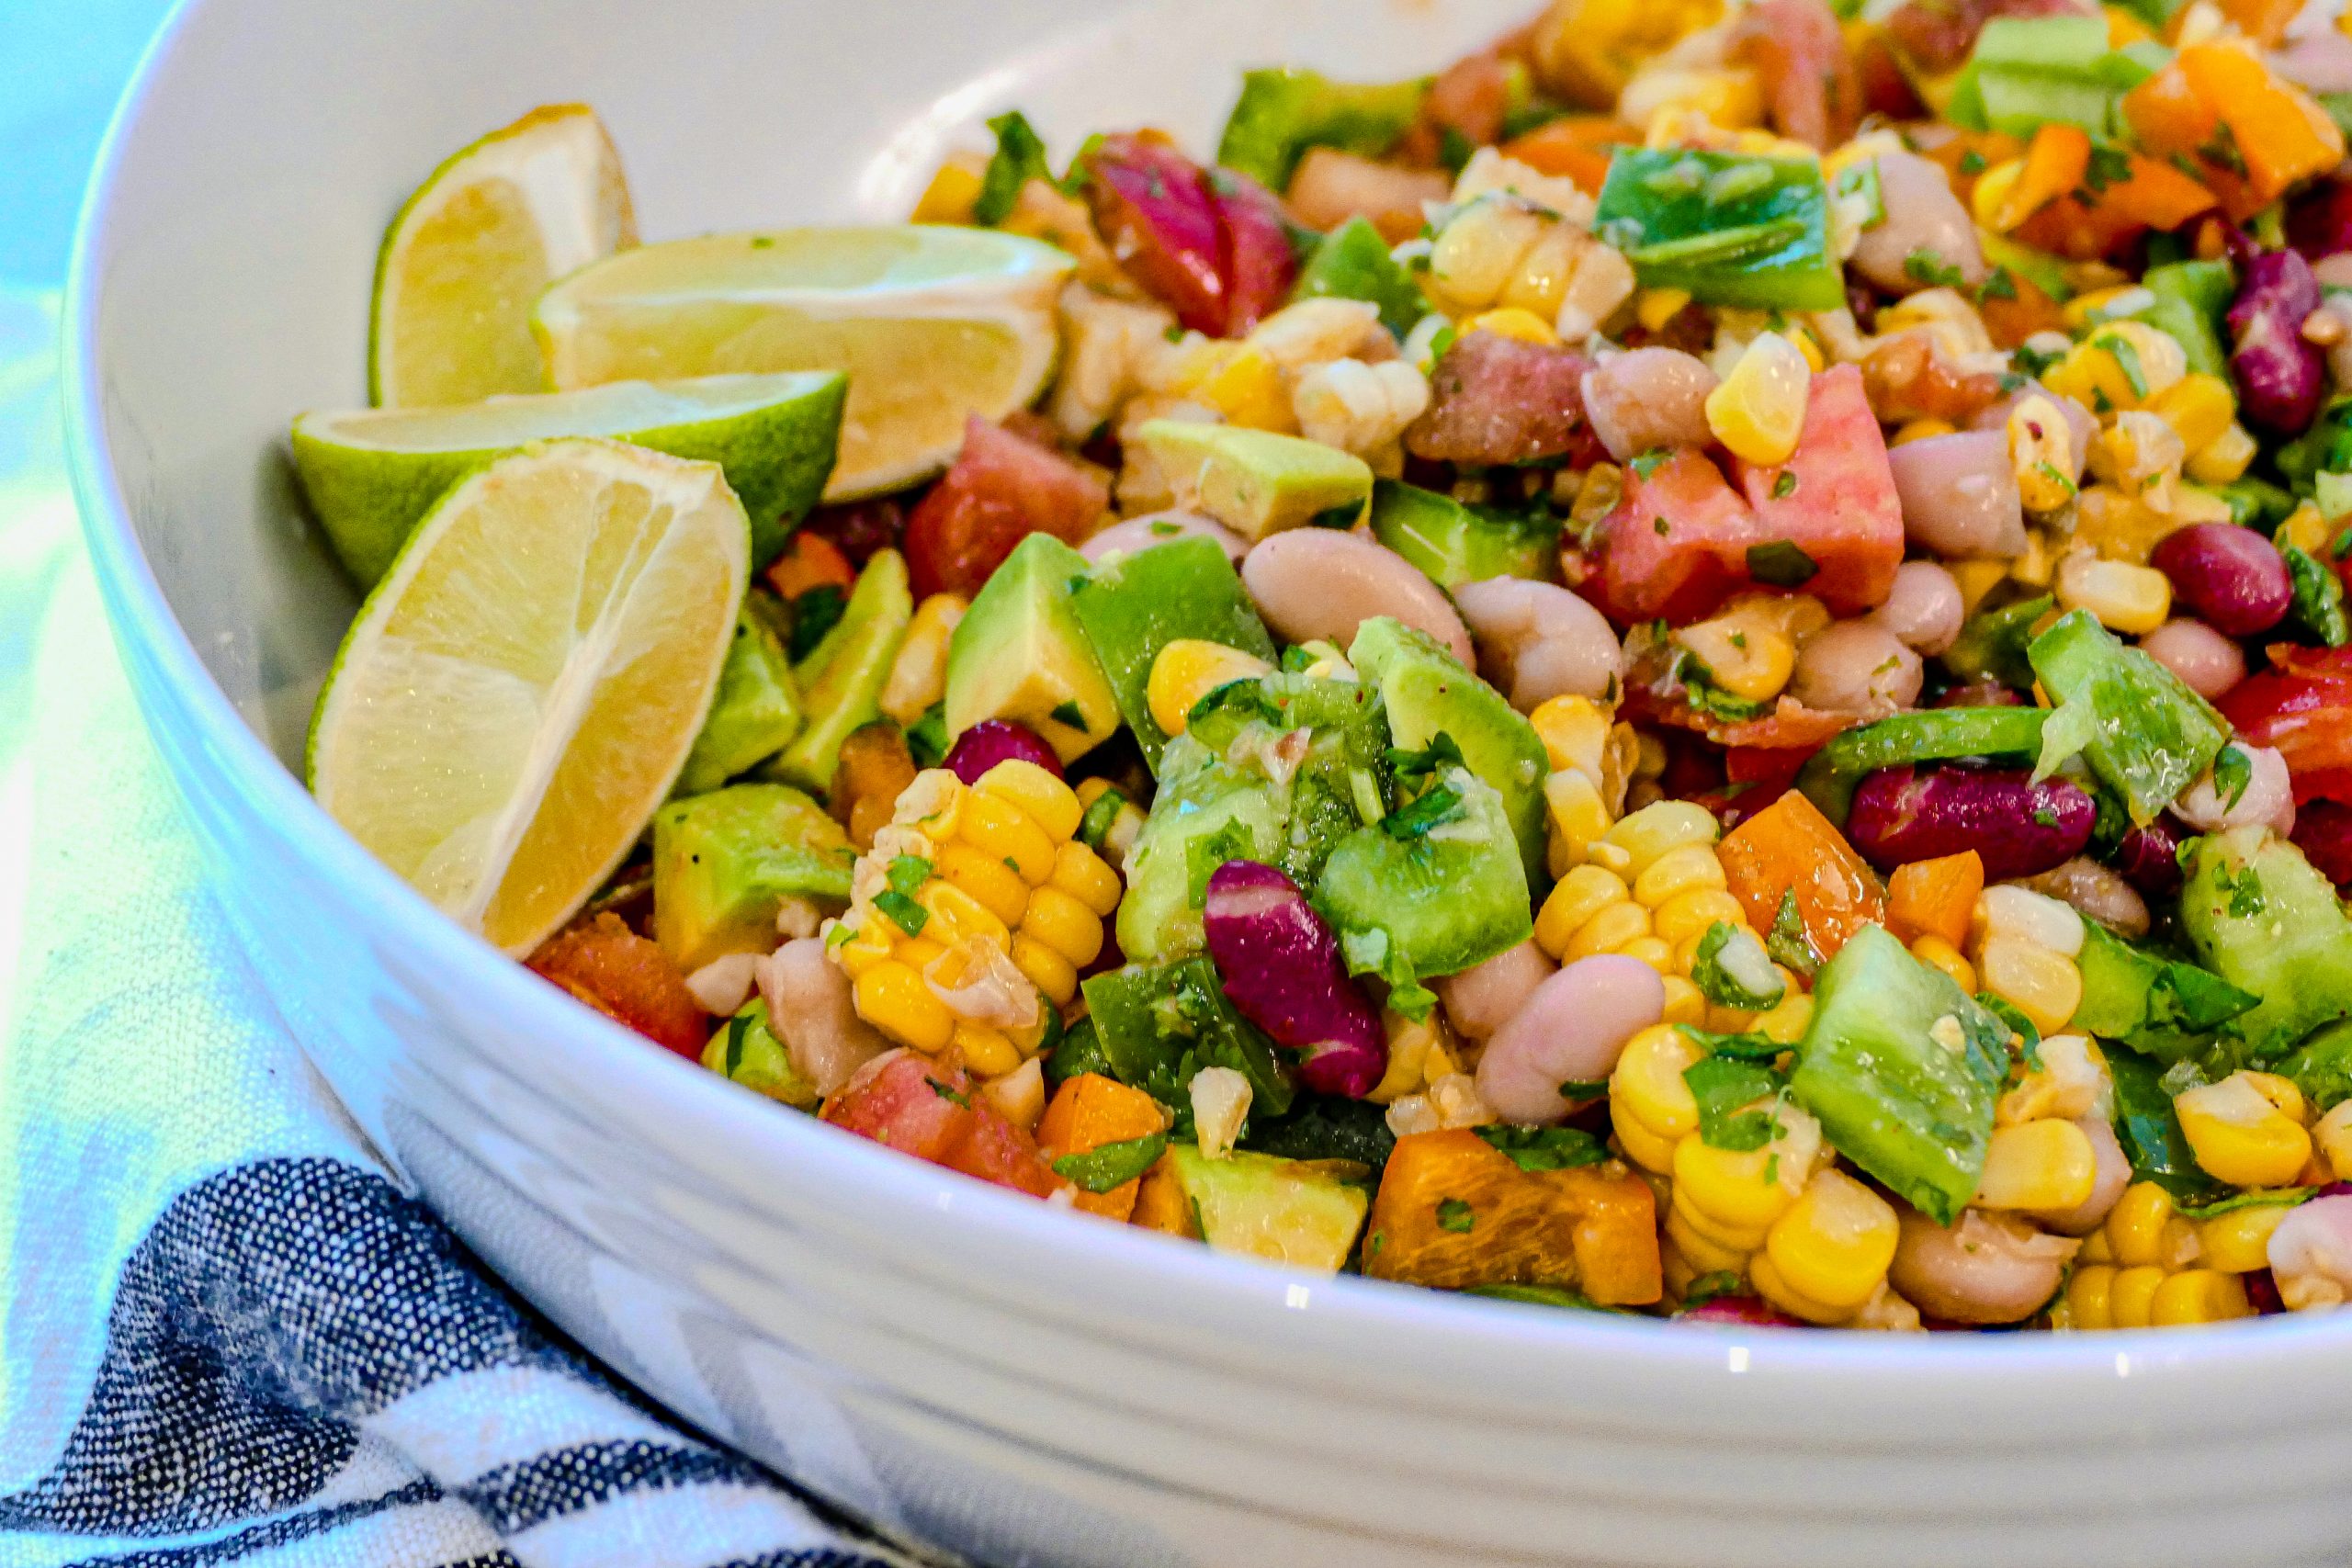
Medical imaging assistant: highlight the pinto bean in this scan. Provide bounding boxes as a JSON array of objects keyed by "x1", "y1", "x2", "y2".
[
  {"x1": 1579, "y1": 347, "x2": 1718, "y2": 462},
  {"x1": 1849, "y1": 152, "x2": 1987, "y2": 297},
  {"x1": 1888, "y1": 1207, "x2": 2079, "y2": 1324},
  {"x1": 1887, "y1": 430, "x2": 2027, "y2": 559},
  {"x1": 1435, "y1": 938, "x2": 1557, "y2": 1043},
  {"x1": 1453, "y1": 576, "x2": 1623, "y2": 711},
  {"x1": 757, "y1": 938, "x2": 888, "y2": 1097},
  {"x1": 2139, "y1": 617, "x2": 2247, "y2": 701},
  {"x1": 1789, "y1": 620, "x2": 1922, "y2": 714},
  {"x1": 2267, "y1": 1192, "x2": 2352, "y2": 1311},
  {"x1": 1241, "y1": 528, "x2": 1475, "y2": 663},
  {"x1": 2174, "y1": 743, "x2": 2296, "y2": 837},
  {"x1": 1475, "y1": 954, "x2": 1667, "y2": 1123},
  {"x1": 1869, "y1": 559, "x2": 1965, "y2": 653},
  {"x1": 1080, "y1": 510, "x2": 1249, "y2": 563},
  {"x1": 2019, "y1": 855, "x2": 2151, "y2": 939}
]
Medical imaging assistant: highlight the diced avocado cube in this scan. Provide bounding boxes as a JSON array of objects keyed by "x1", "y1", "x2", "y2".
[
  {"x1": 1069, "y1": 535, "x2": 1277, "y2": 770},
  {"x1": 1790, "y1": 924, "x2": 2007, "y2": 1225},
  {"x1": 943, "y1": 531, "x2": 1120, "y2": 763},
  {"x1": 1216, "y1": 67, "x2": 1428, "y2": 190},
  {"x1": 1368, "y1": 479, "x2": 1561, "y2": 590},
  {"x1": 1348, "y1": 615, "x2": 1550, "y2": 886},
  {"x1": 769, "y1": 547, "x2": 911, "y2": 791},
  {"x1": 2277, "y1": 1020, "x2": 2352, "y2": 1115},
  {"x1": 2028, "y1": 608, "x2": 2227, "y2": 826},
  {"x1": 2179, "y1": 826, "x2": 2352, "y2": 1064},
  {"x1": 653, "y1": 784, "x2": 854, "y2": 970},
  {"x1": 1167, "y1": 1145, "x2": 1370, "y2": 1273},
  {"x1": 2070, "y1": 919, "x2": 2256, "y2": 1067},
  {"x1": 1313, "y1": 766, "x2": 1532, "y2": 1011},
  {"x1": 1130, "y1": 421, "x2": 1373, "y2": 540},
  {"x1": 1186, "y1": 671, "x2": 1389, "y2": 887},
  {"x1": 678, "y1": 590, "x2": 802, "y2": 795},
  {"x1": 1114, "y1": 735, "x2": 1290, "y2": 963},
  {"x1": 1080, "y1": 956, "x2": 1294, "y2": 1119},
  {"x1": 702, "y1": 998, "x2": 819, "y2": 1110},
  {"x1": 1290, "y1": 217, "x2": 1423, "y2": 338}
]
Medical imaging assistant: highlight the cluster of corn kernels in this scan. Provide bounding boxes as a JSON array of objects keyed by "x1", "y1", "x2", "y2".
[
  {"x1": 1958, "y1": 884, "x2": 2084, "y2": 1039},
  {"x1": 831, "y1": 762, "x2": 1121, "y2": 1077},
  {"x1": 1377, "y1": 1010, "x2": 1496, "y2": 1136},
  {"x1": 1528, "y1": 694, "x2": 1637, "y2": 875},
  {"x1": 1975, "y1": 1032, "x2": 2110, "y2": 1218},
  {"x1": 2058, "y1": 1181, "x2": 2263, "y2": 1330},
  {"x1": 1417, "y1": 157, "x2": 1634, "y2": 345},
  {"x1": 1532, "y1": 797, "x2": 1797, "y2": 1030}
]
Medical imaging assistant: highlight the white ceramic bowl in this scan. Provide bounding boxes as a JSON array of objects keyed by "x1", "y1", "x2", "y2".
[{"x1": 64, "y1": 2, "x2": 2352, "y2": 1563}]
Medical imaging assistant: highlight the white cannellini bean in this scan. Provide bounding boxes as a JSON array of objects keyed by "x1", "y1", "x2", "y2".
[
  {"x1": 1580, "y1": 347, "x2": 1718, "y2": 463},
  {"x1": 1887, "y1": 430, "x2": 2028, "y2": 558},
  {"x1": 1080, "y1": 509, "x2": 1249, "y2": 564},
  {"x1": 1475, "y1": 954, "x2": 1667, "y2": 1124},
  {"x1": 2267, "y1": 1193, "x2": 2352, "y2": 1311},
  {"x1": 2140, "y1": 617, "x2": 2247, "y2": 701},
  {"x1": 1789, "y1": 621, "x2": 1922, "y2": 714},
  {"x1": 1241, "y1": 528, "x2": 1475, "y2": 663},
  {"x1": 1452, "y1": 576, "x2": 1624, "y2": 711},
  {"x1": 685, "y1": 952, "x2": 762, "y2": 1017},
  {"x1": 1889, "y1": 1208, "x2": 2079, "y2": 1324},
  {"x1": 2174, "y1": 743, "x2": 2296, "y2": 838},
  {"x1": 1435, "y1": 938, "x2": 1557, "y2": 1042},
  {"x1": 1868, "y1": 559, "x2": 1966, "y2": 654},
  {"x1": 1977, "y1": 884, "x2": 2085, "y2": 957},
  {"x1": 1849, "y1": 152, "x2": 1988, "y2": 298},
  {"x1": 757, "y1": 937, "x2": 889, "y2": 1097}
]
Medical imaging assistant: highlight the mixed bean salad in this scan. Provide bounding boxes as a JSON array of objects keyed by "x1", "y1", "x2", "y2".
[{"x1": 304, "y1": 0, "x2": 2352, "y2": 1333}]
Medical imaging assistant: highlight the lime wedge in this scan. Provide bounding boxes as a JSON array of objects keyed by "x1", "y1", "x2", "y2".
[
  {"x1": 293, "y1": 371, "x2": 844, "y2": 583},
  {"x1": 371, "y1": 103, "x2": 636, "y2": 408},
  {"x1": 310, "y1": 438, "x2": 750, "y2": 954},
  {"x1": 533, "y1": 226, "x2": 1072, "y2": 500}
]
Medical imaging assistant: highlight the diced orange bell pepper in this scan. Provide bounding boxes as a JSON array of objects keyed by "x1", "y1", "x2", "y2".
[
  {"x1": 2212, "y1": 0, "x2": 2303, "y2": 50},
  {"x1": 1978, "y1": 269, "x2": 2070, "y2": 349},
  {"x1": 1886, "y1": 851, "x2": 1984, "y2": 951},
  {"x1": 2127, "y1": 45, "x2": 2343, "y2": 220},
  {"x1": 1717, "y1": 789, "x2": 1887, "y2": 963},
  {"x1": 2011, "y1": 145, "x2": 2216, "y2": 262},
  {"x1": 1038, "y1": 1073, "x2": 1170, "y2": 1221},
  {"x1": 1130, "y1": 1154, "x2": 1199, "y2": 1236},
  {"x1": 1996, "y1": 123, "x2": 2091, "y2": 231},
  {"x1": 1361, "y1": 1130, "x2": 1662, "y2": 1305},
  {"x1": 1500, "y1": 117, "x2": 1640, "y2": 196},
  {"x1": 765, "y1": 529, "x2": 855, "y2": 601}
]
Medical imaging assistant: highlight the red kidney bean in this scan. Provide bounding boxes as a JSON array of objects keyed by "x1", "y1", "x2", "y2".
[
  {"x1": 1847, "y1": 764, "x2": 2096, "y2": 879},
  {"x1": 2293, "y1": 798, "x2": 2352, "y2": 892},
  {"x1": 2245, "y1": 1267, "x2": 2286, "y2": 1315},
  {"x1": 2227, "y1": 249, "x2": 2325, "y2": 437},
  {"x1": 2111, "y1": 815, "x2": 2188, "y2": 900},
  {"x1": 1677, "y1": 1295, "x2": 1804, "y2": 1327},
  {"x1": 944, "y1": 720, "x2": 1063, "y2": 784},
  {"x1": 800, "y1": 497, "x2": 904, "y2": 567},
  {"x1": 2289, "y1": 175, "x2": 2352, "y2": 263},
  {"x1": 1935, "y1": 680, "x2": 2027, "y2": 708},
  {"x1": 2149, "y1": 524, "x2": 2291, "y2": 637},
  {"x1": 1203, "y1": 861, "x2": 1386, "y2": 1097}
]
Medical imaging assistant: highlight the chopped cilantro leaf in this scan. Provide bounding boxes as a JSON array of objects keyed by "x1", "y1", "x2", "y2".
[
  {"x1": 1436, "y1": 1196, "x2": 1476, "y2": 1234},
  {"x1": 874, "y1": 889, "x2": 930, "y2": 937},
  {"x1": 1746, "y1": 539, "x2": 1818, "y2": 587}
]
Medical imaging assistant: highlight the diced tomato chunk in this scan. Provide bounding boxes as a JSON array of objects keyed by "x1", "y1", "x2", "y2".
[
  {"x1": 1406, "y1": 331, "x2": 1604, "y2": 468},
  {"x1": 2220, "y1": 644, "x2": 2352, "y2": 798},
  {"x1": 528, "y1": 912, "x2": 707, "y2": 1058},
  {"x1": 1731, "y1": 0, "x2": 1860, "y2": 150},
  {"x1": 822, "y1": 1051, "x2": 1059, "y2": 1198},
  {"x1": 1723, "y1": 365, "x2": 1905, "y2": 615},
  {"x1": 1595, "y1": 449, "x2": 1758, "y2": 625},
  {"x1": 902, "y1": 416, "x2": 1109, "y2": 599}
]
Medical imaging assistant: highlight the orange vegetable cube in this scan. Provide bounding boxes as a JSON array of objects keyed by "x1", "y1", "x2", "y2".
[
  {"x1": 1498, "y1": 117, "x2": 1640, "y2": 196},
  {"x1": 1038, "y1": 1073, "x2": 1171, "y2": 1221},
  {"x1": 1362, "y1": 1130, "x2": 1662, "y2": 1306},
  {"x1": 1887, "y1": 851, "x2": 1984, "y2": 951},
  {"x1": 1717, "y1": 789, "x2": 1887, "y2": 964},
  {"x1": 1130, "y1": 1153, "x2": 1199, "y2": 1236}
]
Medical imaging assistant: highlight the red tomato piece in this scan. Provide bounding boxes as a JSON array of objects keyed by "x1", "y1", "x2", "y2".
[
  {"x1": 2293, "y1": 799, "x2": 2352, "y2": 890},
  {"x1": 1732, "y1": 0, "x2": 1861, "y2": 150},
  {"x1": 1723, "y1": 365, "x2": 1905, "y2": 615},
  {"x1": 1405, "y1": 331, "x2": 1604, "y2": 468},
  {"x1": 2220, "y1": 644, "x2": 2352, "y2": 796},
  {"x1": 822, "y1": 1051, "x2": 1059, "y2": 1197},
  {"x1": 901, "y1": 416, "x2": 1110, "y2": 599},
  {"x1": 1594, "y1": 449, "x2": 1758, "y2": 625},
  {"x1": 1081, "y1": 132, "x2": 1228, "y2": 334},
  {"x1": 528, "y1": 912, "x2": 707, "y2": 1058}
]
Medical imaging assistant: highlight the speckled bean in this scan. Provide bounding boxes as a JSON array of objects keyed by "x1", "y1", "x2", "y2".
[
  {"x1": 1242, "y1": 528, "x2": 1476, "y2": 663},
  {"x1": 1869, "y1": 559, "x2": 1965, "y2": 654},
  {"x1": 2139, "y1": 617, "x2": 2247, "y2": 701},
  {"x1": 1080, "y1": 509, "x2": 1249, "y2": 563},
  {"x1": 1453, "y1": 576, "x2": 1624, "y2": 711},
  {"x1": 1886, "y1": 430, "x2": 2027, "y2": 558},
  {"x1": 1435, "y1": 938, "x2": 1557, "y2": 1042},
  {"x1": 1475, "y1": 953, "x2": 1667, "y2": 1123},
  {"x1": 1888, "y1": 1208, "x2": 2079, "y2": 1325},
  {"x1": 1579, "y1": 347, "x2": 1718, "y2": 462},
  {"x1": 1849, "y1": 152, "x2": 1987, "y2": 298},
  {"x1": 2019, "y1": 855, "x2": 2151, "y2": 940},
  {"x1": 1789, "y1": 621, "x2": 1922, "y2": 714}
]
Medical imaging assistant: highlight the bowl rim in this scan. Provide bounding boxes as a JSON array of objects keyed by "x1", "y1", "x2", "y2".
[{"x1": 61, "y1": 0, "x2": 2352, "y2": 1399}]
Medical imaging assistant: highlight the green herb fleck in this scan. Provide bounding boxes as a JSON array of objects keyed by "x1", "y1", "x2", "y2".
[
  {"x1": 2082, "y1": 143, "x2": 2134, "y2": 196},
  {"x1": 1654, "y1": 515, "x2": 1671, "y2": 536},
  {"x1": 1746, "y1": 539, "x2": 1818, "y2": 587},
  {"x1": 1476, "y1": 1124, "x2": 1609, "y2": 1170},
  {"x1": 886, "y1": 855, "x2": 932, "y2": 897},
  {"x1": 926, "y1": 1075, "x2": 970, "y2": 1109},
  {"x1": 1903, "y1": 248, "x2": 1966, "y2": 289},
  {"x1": 1690, "y1": 920, "x2": 1789, "y2": 1010},
  {"x1": 974, "y1": 109, "x2": 1053, "y2": 226},
  {"x1": 1766, "y1": 887, "x2": 1820, "y2": 980},
  {"x1": 1630, "y1": 448, "x2": 1672, "y2": 479},
  {"x1": 786, "y1": 583, "x2": 848, "y2": 661},
  {"x1": 1683, "y1": 1055, "x2": 1786, "y2": 1152},
  {"x1": 1436, "y1": 1197, "x2": 1476, "y2": 1234},
  {"x1": 1383, "y1": 784, "x2": 1466, "y2": 840},
  {"x1": 2212, "y1": 745, "x2": 2253, "y2": 812},
  {"x1": 2103, "y1": 333, "x2": 2149, "y2": 398},
  {"x1": 1771, "y1": 470, "x2": 1799, "y2": 500},
  {"x1": 875, "y1": 889, "x2": 930, "y2": 937},
  {"x1": 1077, "y1": 786, "x2": 1127, "y2": 850},
  {"x1": 1957, "y1": 150, "x2": 1987, "y2": 175},
  {"x1": 1050, "y1": 699, "x2": 1088, "y2": 729}
]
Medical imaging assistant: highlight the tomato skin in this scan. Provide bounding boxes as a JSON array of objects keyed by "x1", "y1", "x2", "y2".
[
  {"x1": 1081, "y1": 133, "x2": 1229, "y2": 334},
  {"x1": 901, "y1": 416, "x2": 1110, "y2": 599},
  {"x1": 822, "y1": 1051, "x2": 1059, "y2": 1198},
  {"x1": 1595, "y1": 449, "x2": 1758, "y2": 625},
  {"x1": 528, "y1": 912, "x2": 707, "y2": 1057},
  {"x1": 2220, "y1": 645, "x2": 2352, "y2": 797},
  {"x1": 1732, "y1": 0, "x2": 1860, "y2": 150}
]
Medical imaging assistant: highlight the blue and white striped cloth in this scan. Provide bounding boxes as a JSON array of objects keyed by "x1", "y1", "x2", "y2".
[{"x1": 0, "y1": 288, "x2": 915, "y2": 1568}]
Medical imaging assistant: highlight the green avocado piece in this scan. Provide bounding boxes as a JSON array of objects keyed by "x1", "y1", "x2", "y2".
[
  {"x1": 1167, "y1": 1145, "x2": 1369, "y2": 1273},
  {"x1": 653, "y1": 784, "x2": 854, "y2": 970},
  {"x1": 1348, "y1": 615, "x2": 1550, "y2": 886},
  {"x1": 768, "y1": 547, "x2": 912, "y2": 791},
  {"x1": 1114, "y1": 734, "x2": 1291, "y2": 963},
  {"x1": 2070, "y1": 919, "x2": 2256, "y2": 1068},
  {"x1": 1790, "y1": 924, "x2": 2007, "y2": 1226},
  {"x1": 1131, "y1": 420, "x2": 1373, "y2": 540},
  {"x1": 701, "y1": 998, "x2": 820, "y2": 1110},
  {"x1": 1368, "y1": 479, "x2": 1561, "y2": 590},
  {"x1": 2179, "y1": 826, "x2": 2352, "y2": 1064},
  {"x1": 2277, "y1": 1019, "x2": 2352, "y2": 1114},
  {"x1": 1289, "y1": 217, "x2": 1423, "y2": 338},
  {"x1": 678, "y1": 590, "x2": 802, "y2": 795},
  {"x1": 1069, "y1": 535, "x2": 1277, "y2": 770},
  {"x1": 1312, "y1": 765, "x2": 1532, "y2": 1014},
  {"x1": 1185, "y1": 671, "x2": 1389, "y2": 887},
  {"x1": 943, "y1": 531, "x2": 1120, "y2": 763}
]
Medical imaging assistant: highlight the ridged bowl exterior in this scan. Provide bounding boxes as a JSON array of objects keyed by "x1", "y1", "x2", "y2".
[{"x1": 64, "y1": 1, "x2": 2352, "y2": 1562}]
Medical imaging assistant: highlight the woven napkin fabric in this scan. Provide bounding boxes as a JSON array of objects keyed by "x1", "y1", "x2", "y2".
[{"x1": 0, "y1": 288, "x2": 910, "y2": 1568}]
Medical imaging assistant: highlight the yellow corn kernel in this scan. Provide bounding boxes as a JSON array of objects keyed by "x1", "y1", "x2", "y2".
[
  {"x1": 1632, "y1": 841, "x2": 1728, "y2": 911},
  {"x1": 1752, "y1": 991, "x2": 1814, "y2": 1043},
  {"x1": 1891, "y1": 418, "x2": 1958, "y2": 447},
  {"x1": 1636, "y1": 288, "x2": 1694, "y2": 332},
  {"x1": 1658, "y1": 974, "x2": 1709, "y2": 1027},
  {"x1": 1529, "y1": 694, "x2": 1614, "y2": 778},
  {"x1": 1673, "y1": 1180, "x2": 1772, "y2": 1254},
  {"x1": 2184, "y1": 422, "x2": 2256, "y2": 485},
  {"x1": 2017, "y1": 527, "x2": 2058, "y2": 589},
  {"x1": 2007, "y1": 395, "x2": 2078, "y2": 513},
  {"x1": 1616, "y1": 1109, "x2": 1687, "y2": 1172},
  {"x1": 2176, "y1": 1071, "x2": 2315, "y2": 1188},
  {"x1": 1009, "y1": 933, "x2": 1078, "y2": 1008},
  {"x1": 1675, "y1": 1137, "x2": 1799, "y2": 1234},
  {"x1": 1535, "y1": 863, "x2": 1634, "y2": 957},
  {"x1": 1602, "y1": 800, "x2": 1718, "y2": 875},
  {"x1": 2197, "y1": 1201, "x2": 2296, "y2": 1275},
  {"x1": 1618, "y1": 933, "x2": 1676, "y2": 972},
  {"x1": 1971, "y1": 158, "x2": 2025, "y2": 230},
  {"x1": 977, "y1": 759, "x2": 1082, "y2": 843},
  {"x1": 831, "y1": 914, "x2": 896, "y2": 979},
  {"x1": 2149, "y1": 1268, "x2": 2252, "y2": 1326},
  {"x1": 853, "y1": 961, "x2": 956, "y2": 1052},
  {"x1": 2143, "y1": 373, "x2": 2234, "y2": 457},
  {"x1": 2055, "y1": 554, "x2": 2172, "y2": 636},
  {"x1": 1019, "y1": 886, "x2": 1103, "y2": 967},
  {"x1": 1048, "y1": 840, "x2": 1122, "y2": 918},
  {"x1": 2105, "y1": 1263, "x2": 2167, "y2": 1327},
  {"x1": 1623, "y1": 67, "x2": 1766, "y2": 135},
  {"x1": 2044, "y1": 321, "x2": 2187, "y2": 413},
  {"x1": 936, "y1": 841, "x2": 1031, "y2": 927},
  {"x1": 2104, "y1": 1181, "x2": 2176, "y2": 1269},
  {"x1": 1429, "y1": 197, "x2": 1552, "y2": 313},
  {"x1": 2245, "y1": 1070, "x2": 2312, "y2": 1124},
  {"x1": 1146, "y1": 638, "x2": 1273, "y2": 739},
  {"x1": 2068, "y1": 1264, "x2": 2116, "y2": 1328},
  {"x1": 1977, "y1": 938, "x2": 2081, "y2": 1035},
  {"x1": 1545, "y1": 770, "x2": 1613, "y2": 876},
  {"x1": 1653, "y1": 886, "x2": 1748, "y2": 947},
  {"x1": 2280, "y1": 500, "x2": 2334, "y2": 557},
  {"x1": 1663, "y1": 1206, "x2": 1751, "y2": 1276},
  {"x1": 951, "y1": 1021, "x2": 1023, "y2": 1078},
  {"x1": 910, "y1": 153, "x2": 986, "y2": 224},
  {"x1": 1973, "y1": 1119, "x2": 2098, "y2": 1212},
  {"x1": 1463, "y1": 306, "x2": 1560, "y2": 345},
  {"x1": 1976, "y1": 884, "x2": 2086, "y2": 956},
  {"x1": 1704, "y1": 331, "x2": 1810, "y2": 466},
  {"x1": 2313, "y1": 1099, "x2": 2352, "y2": 1180},
  {"x1": 1197, "y1": 345, "x2": 1295, "y2": 432},
  {"x1": 1566, "y1": 897, "x2": 1653, "y2": 960},
  {"x1": 1760, "y1": 1168, "x2": 1900, "y2": 1314},
  {"x1": 1909, "y1": 934, "x2": 1976, "y2": 995},
  {"x1": 1673, "y1": 615, "x2": 1796, "y2": 705},
  {"x1": 1949, "y1": 558, "x2": 2011, "y2": 615},
  {"x1": 958, "y1": 788, "x2": 1057, "y2": 885},
  {"x1": 1611, "y1": 1022, "x2": 1703, "y2": 1145},
  {"x1": 879, "y1": 592, "x2": 969, "y2": 724},
  {"x1": 915, "y1": 879, "x2": 1012, "y2": 951}
]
